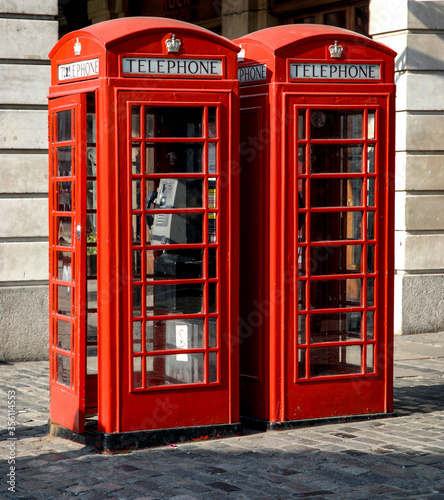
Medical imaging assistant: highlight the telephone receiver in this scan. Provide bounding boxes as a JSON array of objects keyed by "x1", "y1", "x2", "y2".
[{"x1": 146, "y1": 190, "x2": 158, "y2": 228}]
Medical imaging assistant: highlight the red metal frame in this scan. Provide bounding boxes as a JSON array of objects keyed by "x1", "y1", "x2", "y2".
[
  {"x1": 235, "y1": 25, "x2": 396, "y2": 425},
  {"x1": 48, "y1": 18, "x2": 240, "y2": 442}
]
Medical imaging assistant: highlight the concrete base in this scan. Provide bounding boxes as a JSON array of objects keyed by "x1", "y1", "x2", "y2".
[
  {"x1": 0, "y1": 286, "x2": 49, "y2": 361},
  {"x1": 395, "y1": 274, "x2": 444, "y2": 335}
]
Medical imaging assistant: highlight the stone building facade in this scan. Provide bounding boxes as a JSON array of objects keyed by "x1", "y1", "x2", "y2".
[{"x1": 1, "y1": 0, "x2": 443, "y2": 360}]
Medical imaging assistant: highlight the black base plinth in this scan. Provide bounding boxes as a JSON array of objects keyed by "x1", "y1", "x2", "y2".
[
  {"x1": 49, "y1": 421, "x2": 242, "y2": 453},
  {"x1": 241, "y1": 412, "x2": 397, "y2": 432}
]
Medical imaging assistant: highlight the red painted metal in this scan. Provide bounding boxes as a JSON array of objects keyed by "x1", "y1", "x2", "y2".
[
  {"x1": 48, "y1": 17, "x2": 240, "y2": 442},
  {"x1": 235, "y1": 25, "x2": 396, "y2": 425}
]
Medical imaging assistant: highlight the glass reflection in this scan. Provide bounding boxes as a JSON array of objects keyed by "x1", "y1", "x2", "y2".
[
  {"x1": 310, "y1": 278, "x2": 362, "y2": 309},
  {"x1": 56, "y1": 354, "x2": 71, "y2": 386},
  {"x1": 309, "y1": 345, "x2": 362, "y2": 377},
  {"x1": 310, "y1": 312, "x2": 363, "y2": 343},
  {"x1": 309, "y1": 245, "x2": 362, "y2": 275},
  {"x1": 310, "y1": 212, "x2": 362, "y2": 241},
  {"x1": 310, "y1": 178, "x2": 362, "y2": 207},
  {"x1": 146, "y1": 353, "x2": 204, "y2": 387},
  {"x1": 148, "y1": 283, "x2": 203, "y2": 316},
  {"x1": 145, "y1": 144, "x2": 203, "y2": 174},
  {"x1": 57, "y1": 110, "x2": 71, "y2": 142},
  {"x1": 57, "y1": 147, "x2": 72, "y2": 177},
  {"x1": 146, "y1": 319, "x2": 204, "y2": 351},
  {"x1": 310, "y1": 145, "x2": 362, "y2": 174},
  {"x1": 310, "y1": 110, "x2": 363, "y2": 139},
  {"x1": 145, "y1": 107, "x2": 203, "y2": 138}
]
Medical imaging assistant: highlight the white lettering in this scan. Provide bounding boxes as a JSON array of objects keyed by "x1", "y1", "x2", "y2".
[
  {"x1": 290, "y1": 63, "x2": 380, "y2": 80},
  {"x1": 58, "y1": 58, "x2": 99, "y2": 81},
  {"x1": 122, "y1": 57, "x2": 223, "y2": 77}
]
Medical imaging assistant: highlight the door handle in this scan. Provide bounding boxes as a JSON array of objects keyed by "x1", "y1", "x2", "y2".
[{"x1": 76, "y1": 224, "x2": 81, "y2": 241}]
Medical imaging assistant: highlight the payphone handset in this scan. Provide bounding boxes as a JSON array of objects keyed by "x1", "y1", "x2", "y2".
[{"x1": 148, "y1": 179, "x2": 187, "y2": 245}]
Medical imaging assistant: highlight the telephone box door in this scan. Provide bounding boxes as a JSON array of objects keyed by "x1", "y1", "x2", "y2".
[
  {"x1": 48, "y1": 94, "x2": 88, "y2": 432},
  {"x1": 118, "y1": 91, "x2": 237, "y2": 431},
  {"x1": 286, "y1": 94, "x2": 392, "y2": 420}
]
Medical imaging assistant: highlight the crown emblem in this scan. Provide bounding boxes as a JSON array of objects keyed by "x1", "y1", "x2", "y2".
[
  {"x1": 166, "y1": 34, "x2": 181, "y2": 54},
  {"x1": 329, "y1": 40, "x2": 343, "y2": 59},
  {"x1": 74, "y1": 38, "x2": 81, "y2": 56}
]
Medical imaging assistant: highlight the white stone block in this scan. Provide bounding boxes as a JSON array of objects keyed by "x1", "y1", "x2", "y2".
[
  {"x1": 0, "y1": 198, "x2": 48, "y2": 238},
  {"x1": 407, "y1": 195, "x2": 444, "y2": 231},
  {"x1": 0, "y1": 241, "x2": 48, "y2": 281},
  {"x1": 396, "y1": 112, "x2": 444, "y2": 152},
  {"x1": 0, "y1": 64, "x2": 50, "y2": 106},
  {"x1": 0, "y1": 110, "x2": 48, "y2": 150},
  {"x1": 0, "y1": 19, "x2": 58, "y2": 61},
  {"x1": 374, "y1": 32, "x2": 444, "y2": 72},
  {"x1": 0, "y1": 0, "x2": 57, "y2": 16},
  {"x1": 395, "y1": 232, "x2": 444, "y2": 271},
  {"x1": 404, "y1": 154, "x2": 444, "y2": 191},
  {"x1": 370, "y1": 0, "x2": 408, "y2": 35},
  {"x1": 0, "y1": 154, "x2": 48, "y2": 193},
  {"x1": 395, "y1": 71, "x2": 444, "y2": 112}
]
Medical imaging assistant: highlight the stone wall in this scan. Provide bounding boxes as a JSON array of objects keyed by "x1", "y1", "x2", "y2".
[
  {"x1": 0, "y1": 1, "x2": 58, "y2": 360},
  {"x1": 370, "y1": 0, "x2": 444, "y2": 334}
]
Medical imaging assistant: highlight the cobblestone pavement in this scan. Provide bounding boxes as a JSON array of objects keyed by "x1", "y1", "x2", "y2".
[{"x1": 1, "y1": 332, "x2": 444, "y2": 499}]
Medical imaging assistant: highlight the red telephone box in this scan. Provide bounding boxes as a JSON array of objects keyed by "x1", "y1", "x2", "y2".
[
  {"x1": 48, "y1": 17, "x2": 240, "y2": 451},
  {"x1": 235, "y1": 25, "x2": 396, "y2": 427}
]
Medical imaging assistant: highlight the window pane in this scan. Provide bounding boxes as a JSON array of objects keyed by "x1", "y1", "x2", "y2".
[
  {"x1": 147, "y1": 284, "x2": 204, "y2": 316},
  {"x1": 310, "y1": 212, "x2": 362, "y2": 241},
  {"x1": 298, "y1": 110, "x2": 306, "y2": 139},
  {"x1": 56, "y1": 354, "x2": 71, "y2": 386},
  {"x1": 366, "y1": 344, "x2": 374, "y2": 373},
  {"x1": 367, "y1": 145, "x2": 375, "y2": 173},
  {"x1": 298, "y1": 314, "x2": 306, "y2": 344},
  {"x1": 56, "y1": 146, "x2": 72, "y2": 177},
  {"x1": 311, "y1": 145, "x2": 363, "y2": 174},
  {"x1": 310, "y1": 345, "x2": 362, "y2": 377},
  {"x1": 310, "y1": 312, "x2": 363, "y2": 343},
  {"x1": 87, "y1": 147, "x2": 96, "y2": 176},
  {"x1": 146, "y1": 353, "x2": 204, "y2": 387},
  {"x1": 146, "y1": 178, "x2": 203, "y2": 209},
  {"x1": 57, "y1": 217, "x2": 72, "y2": 247},
  {"x1": 145, "y1": 107, "x2": 203, "y2": 138},
  {"x1": 133, "y1": 357, "x2": 142, "y2": 389},
  {"x1": 133, "y1": 321, "x2": 142, "y2": 353},
  {"x1": 208, "y1": 107, "x2": 217, "y2": 138},
  {"x1": 145, "y1": 144, "x2": 203, "y2": 174},
  {"x1": 209, "y1": 352, "x2": 218, "y2": 383},
  {"x1": 87, "y1": 279, "x2": 97, "y2": 309},
  {"x1": 146, "y1": 249, "x2": 203, "y2": 281},
  {"x1": 87, "y1": 346, "x2": 97, "y2": 375},
  {"x1": 57, "y1": 319, "x2": 71, "y2": 351},
  {"x1": 310, "y1": 110, "x2": 362, "y2": 139},
  {"x1": 57, "y1": 110, "x2": 71, "y2": 142},
  {"x1": 148, "y1": 213, "x2": 203, "y2": 246},
  {"x1": 298, "y1": 348, "x2": 306, "y2": 378},
  {"x1": 310, "y1": 178, "x2": 362, "y2": 207},
  {"x1": 146, "y1": 319, "x2": 204, "y2": 351},
  {"x1": 57, "y1": 251, "x2": 73, "y2": 281},
  {"x1": 209, "y1": 318, "x2": 217, "y2": 348},
  {"x1": 57, "y1": 285, "x2": 72, "y2": 316},
  {"x1": 310, "y1": 278, "x2": 362, "y2": 309},
  {"x1": 310, "y1": 245, "x2": 362, "y2": 275},
  {"x1": 87, "y1": 312, "x2": 97, "y2": 342},
  {"x1": 131, "y1": 105, "x2": 140, "y2": 138}
]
